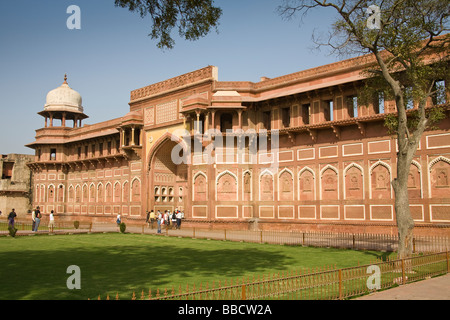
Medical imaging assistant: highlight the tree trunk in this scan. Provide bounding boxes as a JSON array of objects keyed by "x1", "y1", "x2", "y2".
[{"x1": 393, "y1": 152, "x2": 415, "y2": 259}]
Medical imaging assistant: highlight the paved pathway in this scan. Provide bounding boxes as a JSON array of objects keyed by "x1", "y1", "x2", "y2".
[{"x1": 356, "y1": 273, "x2": 450, "y2": 300}]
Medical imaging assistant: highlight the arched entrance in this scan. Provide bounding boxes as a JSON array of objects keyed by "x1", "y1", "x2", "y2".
[{"x1": 148, "y1": 137, "x2": 188, "y2": 214}]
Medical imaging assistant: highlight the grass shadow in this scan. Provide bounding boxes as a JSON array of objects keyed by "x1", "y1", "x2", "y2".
[{"x1": 0, "y1": 234, "x2": 293, "y2": 300}]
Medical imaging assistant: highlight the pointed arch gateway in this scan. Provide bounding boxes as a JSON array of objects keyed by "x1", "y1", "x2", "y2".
[{"x1": 147, "y1": 132, "x2": 189, "y2": 214}]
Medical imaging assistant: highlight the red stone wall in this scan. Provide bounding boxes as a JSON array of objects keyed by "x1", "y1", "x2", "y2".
[{"x1": 28, "y1": 60, "x2": 450, "y2": 237}]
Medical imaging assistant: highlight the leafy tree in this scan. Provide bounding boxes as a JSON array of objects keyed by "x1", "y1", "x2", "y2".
[
  {"x1": 279, "y1": 0, "x2": 449, "y2": 258},
  {"x1": 114, "y1": 0, "x2": 222, "y2": 49}
]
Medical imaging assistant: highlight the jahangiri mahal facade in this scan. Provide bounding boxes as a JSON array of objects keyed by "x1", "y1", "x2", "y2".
[{"x1": 26, "y1": 53, "x2": 450, "y2": 236}]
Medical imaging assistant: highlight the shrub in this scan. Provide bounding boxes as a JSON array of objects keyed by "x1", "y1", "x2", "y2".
[
  {"x1": 8, "y1": 226, "x2": 18, "y2": 238},
  {"x1": 119, "y1": 222, "x2": 126, "y2": 233},
  {"x1": 74, "y1": 221, "x2": 80, "y2": 229}
]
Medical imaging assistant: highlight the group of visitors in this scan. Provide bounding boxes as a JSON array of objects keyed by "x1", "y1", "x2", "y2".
[
  {"x1": 4, "y1": 206, "x2": 186, "y2": 234},
  {"x1": 146, "y1": 208, "x2": 184, "y2": 234},
  {"x1": 4, "y1": 206, "x2": 55, "y2": 233},
  {"x1": 31, "y1": 206, "x2": 55, "y2": 232}
]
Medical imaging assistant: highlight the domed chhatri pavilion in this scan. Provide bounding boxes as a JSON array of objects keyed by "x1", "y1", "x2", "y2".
[
  {"x1": 26, "y1": 56, "x2": 450, "y2": 235},
  {"x1": 38, "y1": 74, "x2": 88, "y2": 129}
]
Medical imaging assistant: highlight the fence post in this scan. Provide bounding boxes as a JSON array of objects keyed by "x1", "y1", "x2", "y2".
[
  {"x1": 447, "y1": 251, "x2": 449, "y2": 273},
  {"x1": 413, "y1": 238, "x2": 416, "y2": 253},
  {"x1": 89, "y1": 223, "x2": 92, "y2": 233},
  {"x1": 338, "y1": 269, "x2": 343, "y2": 300},
  {"x1": 352, "y1": 234, "x2": 355, "y2": 250},
  {"x1": 401, "y1": 259, "x2": 406, "y2": 285},
  {"x1": 224, "y1": 229, "x2": 227, "y2": 241},
  {"x1": 193, "y1": 227, "x2": 196, "y2": 239},
  {"x1": 242, "y1": 284, "x2": 246, "y2": 300},
  {"x1": 260, "y1": 231, "x2": 263, "y2": 244}
]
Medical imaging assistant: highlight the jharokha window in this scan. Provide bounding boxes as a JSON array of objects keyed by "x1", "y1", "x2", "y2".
[
  {"x1": 323, "y1": 100, "x2": 333, "y2": 121},
  {"x1": 262, "y1": 111, "x2": 271, "y2": 130},
  {"x1": 433, "y1": 80, "x2": 447, "y2": 105},
  {"x1": 50, "y1": 149, "x2": 56, "y2": 161},
  {"x1": 347, "y1": 96, "x2": 358, "y2": 118},
  {"x1": 220, "y1": 113, "x2": 233, "y2": 133},
  {"x1": 302, "y1": 104, "x2": 310, "y2": 125},
  {"x1": 281, "y1": 107, "x2": 290, "y2": 128},
  {"x1": 374, "y1": 92, "x2": 385, "y2": 114}
]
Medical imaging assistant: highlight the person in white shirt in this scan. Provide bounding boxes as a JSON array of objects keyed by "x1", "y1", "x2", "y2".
[
  {"x1": 116, "y1": 214, "x2": 121, "y2": 227},
  {"x1": 164, "y1": 211, "x2": 170, "y2": 229},
  {"x1": 157, "y1": 211, "x2": 162, "y2": 234},
  {"x1": 176, "y1": 211, "x2": 182, "y2": 229},
  {"x1": 48, "y1": 210, "x2": 55, "y2": 233},
  {"x1": 32, "y1": 210, "x2": 36, "y2": 231}
]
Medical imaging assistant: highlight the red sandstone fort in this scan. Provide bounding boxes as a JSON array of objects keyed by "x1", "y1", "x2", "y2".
[{"x1": 25, "y1": 53, "x2": 450, "y2": 236}]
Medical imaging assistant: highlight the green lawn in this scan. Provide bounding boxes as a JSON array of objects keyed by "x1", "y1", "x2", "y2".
[{"x1": 0, "y1": 233, "x2": 392, "y2": 300}]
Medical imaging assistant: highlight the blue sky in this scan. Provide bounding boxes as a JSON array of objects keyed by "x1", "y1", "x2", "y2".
[{"x1": 0, "y1": 0, "x2": 341, "y2": 154}]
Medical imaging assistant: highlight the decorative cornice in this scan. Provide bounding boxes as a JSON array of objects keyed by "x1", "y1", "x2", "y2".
[
  {"x1": 130, "y1": 66, "x2": 218, "y2": 103},
  {"x1": 214, "y1": 54, "x2": 376, "y2": 95}
]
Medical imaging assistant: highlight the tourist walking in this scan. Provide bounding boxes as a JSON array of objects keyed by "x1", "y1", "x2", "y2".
[
  {"x1": 31, "y1": 209, "x2": 36, "y2": 231},
  {"x1": 176, "y1": 210, "x2": 182, "y2": 229},
  {"x1": 171, "y1": 211, "x2": 177, "y2": 229},
  {"x1": 116, "y1": 214, "x2": 121, "y2": 232},
  {"x1": 8, "y1": 209, "x2": 17, "y2": 228},
  {"x1": 33, "y1": 206, "x2": 41, "y2": 231},
  {"x1": 164, "y1": 210, "x2": 170, "y2": 230},
  {"x1": 33, "y1": 208, "x2": 42, "y2": 232},
  {"x1": 48, "y1": 210, "x2": 55, "y2": 233},
  {"x1": 157, "y1": 210, "x2": 162, "y2": 234},
  {"x1": 149, "y1": 210, "x2": 155, "y2": 229},
  {"x1": 145, "y1": 211, "x2": 150, "y2": 226}
]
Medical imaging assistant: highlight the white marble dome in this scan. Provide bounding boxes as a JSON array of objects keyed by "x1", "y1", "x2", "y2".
[{"x1": 44, "y1": 75, "x2": 83, "y2": 113}]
